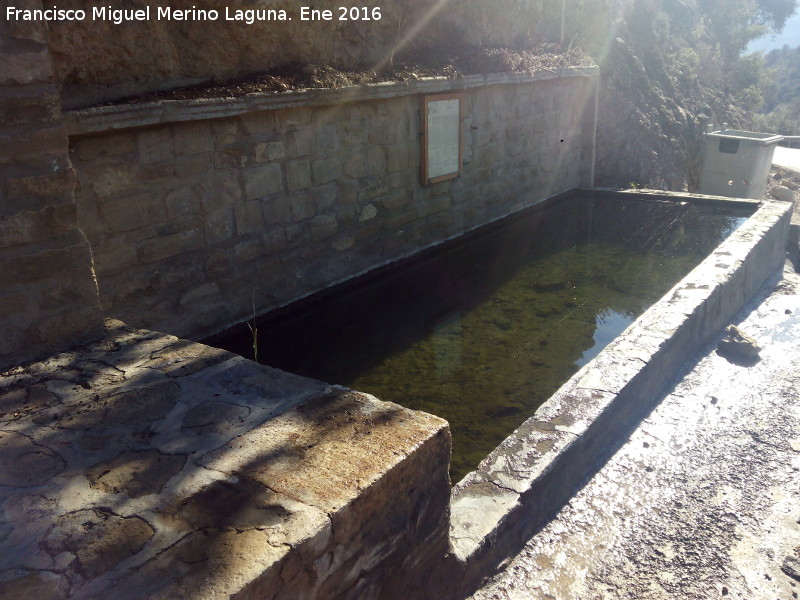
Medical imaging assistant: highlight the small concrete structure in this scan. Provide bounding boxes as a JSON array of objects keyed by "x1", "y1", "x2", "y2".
[{"x1": 699, "y1": 129, "x2": 783, "y2": 199}]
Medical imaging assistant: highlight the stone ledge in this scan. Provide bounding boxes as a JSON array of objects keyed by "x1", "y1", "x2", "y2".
[
  {"x1": 0, "y1": 320, "x2": 450, "y2": 600},
  {"x1": 65, "y1": 67, "x2": 599, "y2": 136},
  {"x1": 444, "y1": 195, "x2": 791, "y2": 595}
]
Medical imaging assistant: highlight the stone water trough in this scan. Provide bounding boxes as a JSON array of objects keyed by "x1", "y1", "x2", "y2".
[{"x1": 0, "y1": 192, "x2": 791, "y2": 600}]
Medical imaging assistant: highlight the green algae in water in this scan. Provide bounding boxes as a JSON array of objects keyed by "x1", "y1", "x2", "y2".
[{"x1": 213, "y1": 195, "x2": 752, "y2": 483}]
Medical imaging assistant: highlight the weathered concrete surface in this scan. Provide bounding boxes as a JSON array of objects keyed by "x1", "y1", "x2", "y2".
[
  {"x1": 470, "y1": 262, "x2": 800, "y2": 600},
  {"x1": 0, "y1": 320, "x2": 450, "y2": 600}
]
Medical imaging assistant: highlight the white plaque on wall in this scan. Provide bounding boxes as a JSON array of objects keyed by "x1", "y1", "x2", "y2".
[{"x1": 421, "y1": 93, "x2": 463, "y2": 184}]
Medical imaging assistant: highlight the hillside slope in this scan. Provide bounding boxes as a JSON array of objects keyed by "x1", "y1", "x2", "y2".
[
  {"x1": 754, "y1": 45, "x2": 800, "y2": 134},
  {"x1": 49, "y1": 0, "x2": 796, "y2": 189}
]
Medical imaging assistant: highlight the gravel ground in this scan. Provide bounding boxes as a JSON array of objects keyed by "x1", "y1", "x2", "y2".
[{"x1": 471, "y1": 263, "x2": 800, "y2": 600}]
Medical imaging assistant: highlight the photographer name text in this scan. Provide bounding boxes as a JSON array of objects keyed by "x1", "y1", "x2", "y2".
[{"x1": 7, "y1": 5, "x2": 383, "y2": 25}]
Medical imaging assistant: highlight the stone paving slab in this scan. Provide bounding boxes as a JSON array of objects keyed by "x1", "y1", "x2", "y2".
[
  {"x1": 470, "y1": 264, "x2": 800, "y2": 600},
  {"x1": 0, "y1": 320, "x2": 450, "y2": 600}
]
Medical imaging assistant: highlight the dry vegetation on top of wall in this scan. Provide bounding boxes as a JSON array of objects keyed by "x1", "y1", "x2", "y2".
[
  {"x1": 51, "y1": 0, "x2": 797, "y2": 190},
  {"x1": 96, "y1": 43, "x2": 594, "y2": 106}
]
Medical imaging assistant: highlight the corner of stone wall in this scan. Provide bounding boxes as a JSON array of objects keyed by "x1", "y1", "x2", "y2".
[{"x1": 0, "y1": 3, "x2": 104, "y2": 370}]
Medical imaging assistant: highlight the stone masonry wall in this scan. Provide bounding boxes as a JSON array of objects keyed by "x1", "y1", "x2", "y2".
[
  {"x1": 0, "y1": 0, "x2": 104, "y2": 370},
  {"x1": 71, "y1": 72, "x2": 598, "y2": 341}
]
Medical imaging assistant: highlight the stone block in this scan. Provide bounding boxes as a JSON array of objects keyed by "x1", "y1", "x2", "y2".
[
  {"x1": 357, "y1": 176, "x2": 389, "y2": 205},
  {"x1": 417, "y1": 195, "x2": 451, "y2": 219},
  {"x1": 137, "y1": 229, "x2": 204, "y2": 263},
  {"x1": 74, "y1": 132, "x2": 136, "y2": 161},
  {"x1": 98, "y1": 197, "x2": 146, "y2": 233},
  {"x1": 165, "y1": 185, "x2": 203, "y2": 220},
  {"x1": 313, "y1": 124, "x2": 339, "y2": 156},
  {"x1": 0, "y1": 204, "x2": 75, "y2": 250},
  {"x1": 287, "y1": 128, "x2": 312, "y2": 157},
  {"x1": 198, "y1": 389, "x2": 450, "y2": 598},
  {"x1": 261, "y1": 194, "x2": 292, "y2": 225},
  {"x1": 205, "y1": 247, "x2": 234, "y2": 278},
  {"x1": 212, "y1": 119, "x2": 239, "y2": 146},
  {"x1": 367, "y1": 147, "x2": 387, "y2": 175},
  {"x1": 253, "y1": 140, "x2": 285, "y2": 163},
  {"x1": 173, "y1": 122, "x2": 214, "y2": 155},
  {"x1": 0, "y1": 84, "x2": 60, "y2": 128},
  {"x1": 234, "y1": 237, "x2": 264, "y2": 262},
  {"x1": 0, "y1": 125, "x2": 67, "y2": 165},
  {"x1": 92, "y1": 239, "x2": 138, "y2": 277},
  {"x1": 359, "y1": 204, "x2": 378, "y2": 222},
  {"x1": 387, "y1": 145, "x2": 409, "y2": 173},
  {"x1": 332, "y1": 235, "x2": 355, "y2": 251},
  {"x1": 338, "y1": 180, "x2": 359, "y2": 206},
  {"x1": 202, "y1": 170, "x2": 242, "y2": 212},
  {"x1": 0, "y1": 234, "x2": 89, "y2": 285},
  {"x1": 312, "y1": 158, "x2": 340, "y2": 185},
  {"x1": 284, "y1": 223, "x2": 311, "y2": 248},
  {"x1": 213, "y1": 147, "x2": 247, "y2": 170},
  {"x1": 369, "y1": 120, "x2": 394, "y2": 145},
  {"x1": 383, "y1": 208, "x2": 417, "y2": 230},
  {"x1": 205, "y1": 207, "x2": 234, "y2": 244},
  {"x1": 286, "y1": 159, "x2": 312, "y2": 191},
  {"x1": 280, "y1": 107, "x2": 312, "y2": 126},
  {"x1": 313, "y1": 182, "x2": 338, "y2": 210},
  {"x1": 235, "y1": 200, "x2": 263, "y2": 236},
  {"x1": 139, "y1": 162, "x2": 173, "y2": 181},
  {"x1": 172, "y1": 154, "x2": 211, "y2": 178},
  {"x1": 0, "y1": 290, "x2": 30, "y2": 319},
  {"x1": 342, "y1": 121, "x2": 367, "y2": 146},
  {"x1": 336, "y1": 206, "x2": 359, "y2": 227},
  {"x1": 138, "y1": 129, "x2": 173, "y2": 165},
  {"x1": 389, "y1": 170, "x2": 416, "y2": 191},
  {"x1": 243, "y1": 162, "x2": 283, "y2": 200},
  {"x1": 0, "y1": 50, "x2": 52, "y2": 85},
  {"x1": 5, "y1": 10, "x2": 48, "y2": 42},
  {"x1": 344, "y1": 150, "x2": 368, "y2": 178},
  {"x1": 240, "y1": 112, "x2": 276, "y2": 135},
  {"x1": 179, "y1": 282, "x2": 221, "y2": 310},
  {"x1": 290, "y1": 192, "x2": 316, "y2": 220},
  {"x1": 395, "y1": 114, "x2": 411, "y2": 144},
  {"x1": 263, "y1": 227, "x2": 286, "y2": 255}
]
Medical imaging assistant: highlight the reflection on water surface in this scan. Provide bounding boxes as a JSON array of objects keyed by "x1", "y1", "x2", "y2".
[{"x1": 212, "y1": 195, "x2": 752, "y2": 481}]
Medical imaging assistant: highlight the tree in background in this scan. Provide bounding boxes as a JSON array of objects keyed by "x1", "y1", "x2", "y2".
[
  {"x1": 419, "y1": 0, "x2": 797, "y2": 186},
  {"x1": 753, "y1": 44, "x2": 800, "y2": 134},
  {"x1": 556, "y1": 0, "x2": 798, "y2": 187}
]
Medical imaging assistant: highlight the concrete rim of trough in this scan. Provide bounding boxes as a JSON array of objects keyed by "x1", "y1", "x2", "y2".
[{"x1": 445, "y1": 191, "x2": 791, "y2": 593}]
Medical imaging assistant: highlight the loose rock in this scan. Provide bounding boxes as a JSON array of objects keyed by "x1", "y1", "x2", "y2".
[
  {"x1": 782, "y1": 555, "x2": 800, "y2": 582},
  {"x1": 770, "y1": 185, "x2": 795, "y2": 203},
  {"x1": 717, "y1": 324, "x2": 761, "y2": 362}
]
